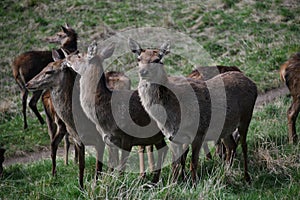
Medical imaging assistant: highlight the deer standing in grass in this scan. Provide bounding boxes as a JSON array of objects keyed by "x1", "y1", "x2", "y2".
[
  {"x1": 280, "y1": 52, "x2": 300, "y2": 144},
  {"x1": 12, "y1": 24, "x2": 77, "y2": 129},
  {"x1": 12, "y1": 25, "x2": 78, "y2": 177},
  {"x1": 65, "y1": 41, "x2": 168, "y2": 184},
  {"x1": 129, "y1": 39, "x2": 257, "y2": 184}
]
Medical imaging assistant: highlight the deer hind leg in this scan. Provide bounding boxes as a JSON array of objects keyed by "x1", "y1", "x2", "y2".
[
  {"x1": 170, "y1": 142, "x2": 183, "y2": 183},
  {"x1": 180, "y1": 143, "x2": 189, "y2": 181},
  {"x1": 222, "y1": 134, "x2": 237, "y2": 167},
  {"x1": 29, "y1": 90, "x2": 45, "y2": 125},
  {"x1": 190, "y1": 140, "x2": 202, "y2": 186},
  {"x1": 287, "y1": 97, "x2": 300, "y2": 144},
  {"x1": 21, "y1": 89, "x2": 29, "y2": 129},
  {"x1": 152, "y1": 140, "x2": 168, "y2": 184},
  {"x1": 51, "y1": 119, "x2": 67, "y2": 176},
  {"x1": 238, "y1": 119, "x2": 252, "y2": 183}
]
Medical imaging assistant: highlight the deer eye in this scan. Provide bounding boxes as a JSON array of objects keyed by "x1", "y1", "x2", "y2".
[
  {"x1": 45, "y1": 70, "x2": 55, "y2": 75},
  {"x1": 152, "y1": 58, "x2": 161, "y2": 63}
]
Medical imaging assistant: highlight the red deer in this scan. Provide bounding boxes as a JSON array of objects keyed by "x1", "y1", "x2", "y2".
[
  {"x1": 280, "y1": 52, "x2": 300, "y2": 144},
  {"x1": 129, "y1": 39, "x2": 257, "y2": 184},
  {"x1": 64, "y1": 41, "x2": 168, "y2": 184},
  {"x1": 12, "y1": 24, "x2": 77, "y2": 129},
  {"x1": 25, "y1": 49, "x2": 139, "y2": 188}
]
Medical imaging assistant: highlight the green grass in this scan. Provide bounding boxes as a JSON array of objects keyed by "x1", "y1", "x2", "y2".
[
  {"x1": 1, "y1": 96, "x2": 299, "y2": 199},
  {"x1": 0, "y1": 0, "x2": 300, "y2": 199}
]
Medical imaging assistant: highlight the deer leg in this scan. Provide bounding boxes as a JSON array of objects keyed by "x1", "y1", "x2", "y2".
[
  {"x1": 95, "y1": 144, "x2": 105, "y2": 181},
  {"x1": 222, "y1": 134, "x2": 237, "y2": 167},
  {"x1": 146, "y1": 145, "x2": 155, "y2": 172},
  {"x1": 170, "y1": 142, "x2": 183, "y2": 183},
  {"x1": 76, "y1": 143, "x2": 85, "y2": 190},
  {"x1": 138, "y1": 145, "x2": 146, "y2": 178},
  {"x1": 29, "y1": 90, "x2": 45, "y2": 125},
  {"x1": 119, "y1": 146, "x2": 131, "y2": 173},
  {"x1": 238, "y1": 121, "x2": 251, "y2": 183},
  {"x1": 190, "y1": 141, "x2": 201, "y2": 186},
  {"x1": 51, "y1": 119, "x2": 67, "y2": 176},
  {"x1": 287, "y1": 97, "x2": 300, "y2": 144},
  {"x1": 22, "y1": 89, "x2": 28, "y2": 129},
  {"x1": 180, "y1": 144, "x2": 189, "y2": 181},
  {"x1": 202, "y1": 142, "x2": 212, "y2": 160},
  {"x1": 64, "y1": 134, "x2": 70, "y2": 165},
  {"x1": 107, "y1": 146, "x2": 119, "y2": 172},
  {"x1": 152, "y1": 140, "x2": 168, "y2": 184}
]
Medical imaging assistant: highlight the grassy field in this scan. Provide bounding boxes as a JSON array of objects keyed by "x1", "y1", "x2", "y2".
[
  {"x1": 0, "y1": 0, "x2": 300, "y2": 199},
  {"x1": 1, "y1": 97, "x2": 299, "y2": 199}
]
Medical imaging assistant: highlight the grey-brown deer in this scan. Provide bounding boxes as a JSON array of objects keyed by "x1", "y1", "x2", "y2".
[
  {"x1": 65, "y1": 41, "x2": 168, "y2": 184},
  {"x1": 129, "y1": 39, "x2": 257, "y2": 184},
  {"x1": 26, "y1": 49, "x2": 138, "y2": 188},
  {"x1": 280, "y1": 52, "x2": 300, "y2": 144},
  {"x1": 12, "y1": 24, "x2": 77, "y2": 129}
]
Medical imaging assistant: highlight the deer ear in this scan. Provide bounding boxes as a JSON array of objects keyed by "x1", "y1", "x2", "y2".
[
  {"x1": 128, "y1": 38, "x2": 142, "y2": 56},
  {"x1": 87, "y1": 40, "x2": 98, "y2": 60},
  {"x1": 100, "y1": 43, "x2": 115, "y2": 59},
  {"x1": 52, "y1": 49, "x2": 63, "y2": 61},
  {"x1": 159, "y1": 41, "x2": 170, "y2": 59}
]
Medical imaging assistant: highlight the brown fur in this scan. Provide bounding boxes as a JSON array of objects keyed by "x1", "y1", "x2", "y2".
[
  {"x1": 65, "y1": 43, "x2": 168, "y2": 184},
  {"x1": 130, "y1": 39, "x2": 257, "y2": 184},
  {"x1": 12, "y1": 25, "x2": 77, "y2": 129},
  {"x1": 280, "y1": 52, "x2": 300, "y2": 144}
]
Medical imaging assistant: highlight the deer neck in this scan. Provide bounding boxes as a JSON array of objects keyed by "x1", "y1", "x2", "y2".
[
  {"x1": 62, "y1": 35, "x2": 77, "y2": 53},
  {"x1": 50, "y1": 69, "x2": 76, "y2": 126},
  {"x1": 79, "y1": 63, "x2": 111, "y2": 124}
]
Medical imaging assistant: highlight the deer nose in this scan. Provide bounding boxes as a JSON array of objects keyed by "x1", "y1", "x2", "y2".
[{"x1": 139, "y1": 69, "x2": 148, "y2": 77}]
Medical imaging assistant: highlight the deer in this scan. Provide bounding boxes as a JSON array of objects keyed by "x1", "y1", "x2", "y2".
[
  {"x1": 280, "y1": 52, "x2": 300, "y2": 144},
  {"x1": 64, "y1": 41, "x2": 168, "y2": 184},
  {"x1": 25, "y1": 50, "x2": 87, "y2": 189},
  {"x1": 0, "y1": 147, "x2": 5, "y2": 177},
  {"x1": 129, "y1": 38, "x2": 257, "y2": 184},
  {"x1": 12, "y1": 24, "x2": 77, "y2": 129}
]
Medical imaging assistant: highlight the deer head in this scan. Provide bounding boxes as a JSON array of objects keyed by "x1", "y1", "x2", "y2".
[
  {"x1": 26, "y1": 50, "x2": 69, "y2": 91},
  {"x1": 129, "y1": 38, "x2": 170, "y2": 83},
  {"x1": 65, "y1": 41, "x2": 115, "y2": 75}
]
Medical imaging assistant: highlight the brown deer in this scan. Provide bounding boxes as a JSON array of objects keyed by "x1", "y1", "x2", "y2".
[
  {"x1": 12, "y1": 24, "x2": 77, "y2": 129},
  {"x1": 25, "y1": 49, "x2": 140, "y2": 188},
  {"x1": 280, "y1": 52, "x2": 300, "y2": 144},
  {"x1": 0, "y1": 148, "x2": 5, "y2": 177},
  {"x1": 26, "y1": 51, "x2": 86, "y2": 189},
  {"x1": 129, "y1": 39, "x2": 257, "y2": 184},
  {"x1": 64, "y1": 42, "x2": 168, "y2": 184}
]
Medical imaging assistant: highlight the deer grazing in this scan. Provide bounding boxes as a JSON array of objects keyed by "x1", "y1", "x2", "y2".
[
  {"x1": 64, "y1": 41, "x2": 168, "y2": 184},
  {"x1": 129, "y1": 39, "x2": 257, "y2": 184},
  {"x1": 280, "y1": 52, "x2": 300, "y2": 144},
  {"x1": 12, "y1": 24, "x2": 77, "y2": 129}
]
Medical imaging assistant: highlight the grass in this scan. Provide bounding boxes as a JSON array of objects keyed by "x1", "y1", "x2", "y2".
[
  {"x1": 0, "y1": 0, "x2": 300, "y2": 199},
  {"x1": 1, "y1": 96, "x2": 300, "y2": 199}
]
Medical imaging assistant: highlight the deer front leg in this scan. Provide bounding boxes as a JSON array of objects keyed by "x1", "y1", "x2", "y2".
[
  {"x1": 287, "y1": 97, "x2": 300, "y2": 144},
  {"x1": 169, "y1": 142, "x2": 183, "y2": 183}
]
